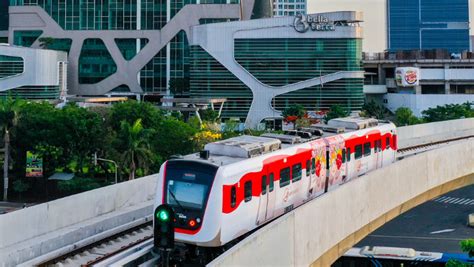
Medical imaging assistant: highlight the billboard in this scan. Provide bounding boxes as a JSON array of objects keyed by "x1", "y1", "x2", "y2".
[
  {"x1": 395, "y1": 67, "x2": 420, "y2": 87},
  {"x1": 26, "y1": 151, "x2": 43, "y2": 177}
]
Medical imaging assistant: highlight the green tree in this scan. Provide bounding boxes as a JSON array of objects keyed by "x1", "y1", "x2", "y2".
[
  {"x1": 199, "y1": 109, "x2": 219, "y2": 123},
  {"x1": 362, "y1": 100, "x2": 389, "y2": 119},
  {"x1": 38, "y1": 37, "x2": 55, "y2": 49},
  {"x1": 422, "y1": 102, "x2": 474, "y2": 123},
  {"x1": 119, "y1": 119, "x2": 154, "y2": 180},
  {"x1": 282, "y1": 104, "x2": 305, "y2": 129},
  {"x1": 395, "y1": 107, "x2": 422, "y2": 126},
  {"x1": 57, "y1": 103, "x2": 106, "y2": 174},
  {"x1": 12, "y1": 179, "x2": 30, "y2": 201},
  {"x1": 446, "y1": 239, "x2": 474, "y2": 267},
  {"x1": 324, "y1": 105, "x2": 349, "y2": 123},
  {"x1": 153, "y1": 118, "x2": 196, "y2": 160},
  {"x1": 109, "y1": 101, "x2": 163, "y2": 130},
  {"x1": 0, "y1": 97, "x2": 24, "y2": 201}
]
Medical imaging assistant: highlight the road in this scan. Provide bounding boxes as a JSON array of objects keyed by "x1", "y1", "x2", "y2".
[{"x1": 357, "y1": 185, "x2": 474, "y2": 253}]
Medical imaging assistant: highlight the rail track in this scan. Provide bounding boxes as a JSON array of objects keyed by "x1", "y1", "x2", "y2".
[
  {"x1": 397, "y1": 135, "x2": 474, "y2": 157},
  {"x1": 39, "y1": 223, "x2": 154, "y2": 267}
]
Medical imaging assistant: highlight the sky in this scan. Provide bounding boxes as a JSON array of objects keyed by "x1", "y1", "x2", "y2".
[{"x1": 307, "y1": 0, "x2": 474, "y2": 52}]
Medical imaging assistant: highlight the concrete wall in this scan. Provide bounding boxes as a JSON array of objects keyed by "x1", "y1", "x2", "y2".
[
  {"x1": 397, "y1": 118, "x2": 474, "y2": 148},
  {"x1": 384, "y1": 93, "x2": 474, "y2": 117},
  {"x1": 0, "y1": 174, "x2": 157, "y2": 265},
  {"x1": 209, "y1": 140, "x2": 474, "y2": 266}
]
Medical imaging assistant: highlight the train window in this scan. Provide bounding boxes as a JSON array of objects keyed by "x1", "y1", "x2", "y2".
[
  {"x1": 346, "y1": 148, "x2": 351, "y2": 162},
  {"x1": 306, "y1": 160, "x2": 311, "y2": 176},
  {"x1": 280, "y1": 167, "x2": 291, "y2": 187},
  {"x1": 292, "y1": 163, "x2": 302, "y2": 182},
  {"x1": 269, "y1": 173, "x2": 274, "y2": 192},
  {"x1": 342, "y1": 149, "x2": 346, "y2": 163},
  {"x1": 386, "y1": 137, "x2": 390, "y2": 150},
  {"x1": 311, "y1": 158, "x2": 316, "y2": 174},
  {"x1": 244, "y1": 181, "x2": 252, "y2": 202},
  {"x1": 375, "y1": 139, "x2": 382, "y2": 152},
  {"x1": 261, "y1": 175, "x2": 267, "y2": 195},
  {"x1": 230, "y1": 186, "x2": 236, "y2": 208},
  {"x1": 355, "y1": 145, "x2": 362, "y2": 159},
  {"x1": 364, "y1": 142, "x2": 371, "y2": 156},
  {"x1": 326, "y1": 151, "x2": 330, "y2": 169}
]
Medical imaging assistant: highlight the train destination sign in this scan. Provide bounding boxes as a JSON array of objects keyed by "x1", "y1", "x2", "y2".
[{"x1": 293, "y1": 14, "x2": 336, "y2": 33}]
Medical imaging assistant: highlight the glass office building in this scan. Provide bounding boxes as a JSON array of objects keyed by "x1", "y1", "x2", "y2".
[
  {"x1": 388, "y1": 0, "x2": 470, "y2": 53},
  {"x1": 191, "y1": 38, "x2": 363, "y2": 119},
  {"x1": 188, "y1": 12, "x2": 365, "y2": 127},
  {"x1": 9, "y1": 0, "x2": 240, "y2": 95}
]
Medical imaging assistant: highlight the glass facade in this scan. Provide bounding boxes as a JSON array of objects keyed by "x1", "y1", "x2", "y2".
[
  {"x1": 190, "y1": 38, "x2": 364, "y2": 119},
  {"x1": 388, "y1": 0, "x2": 469, "y2": 53},
  {"x1": 0, "y1": 55, "x2": 24, "y2": 79},
  {"x1": 10, "y1": 0, "x2": 240, "y2": 95},
  {"x1": 0, "y1": 0, "x2": 8, "y2": 31},
  {"x1": 0, "y1": 85, "x2": 61, "y2": 99}
]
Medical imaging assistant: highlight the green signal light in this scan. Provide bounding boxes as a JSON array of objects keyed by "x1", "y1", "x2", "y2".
[{"x1": 157, "y1": 210, "x2": 169, "y2": 221}]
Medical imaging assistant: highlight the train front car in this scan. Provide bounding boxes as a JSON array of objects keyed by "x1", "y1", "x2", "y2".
[{"x1": 154, "y1": 159, "x2": 222, "y2": 247}]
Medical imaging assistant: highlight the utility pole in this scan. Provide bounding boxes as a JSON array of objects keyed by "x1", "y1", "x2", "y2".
[
  {"x1": 3, "y1": 130, "x2": 9, "y2": 201},
  {"x1": 93, "y1": 153, "x2": 118, "y2": 184}
]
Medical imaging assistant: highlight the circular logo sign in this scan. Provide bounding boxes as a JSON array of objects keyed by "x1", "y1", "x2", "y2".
[{"x1": 404, "y1": 70, "x2": 418, "y2": 85}]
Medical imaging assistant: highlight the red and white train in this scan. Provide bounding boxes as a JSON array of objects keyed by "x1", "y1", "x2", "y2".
[{"x1": 154, "y1": 117, "x2": 397, "y2": 247}]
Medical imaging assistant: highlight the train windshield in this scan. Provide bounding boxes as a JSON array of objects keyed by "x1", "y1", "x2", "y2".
[{"x1": 165, "y1": 160, "x2": 217, "y2": 211}]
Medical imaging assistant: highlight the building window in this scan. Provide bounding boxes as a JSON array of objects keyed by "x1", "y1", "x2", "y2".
[
  {"x1": 292, "y1": 163, "x2": 302, "y2": 182},
  {"x1": 244, "y1": 181, "x2": 252, "y2": 202},
  {"x1": 280, "y1": 167, "x2": 291, "y2": 187}
]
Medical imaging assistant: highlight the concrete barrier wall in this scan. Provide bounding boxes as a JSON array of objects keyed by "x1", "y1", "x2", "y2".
[
  {"x1": 209, "y1": 140, "x2": 474, "y2": 266},
  {"x1": 0, "y1": 174, "x2": 157, "y2": 249},
  {"x1": 397, "y1": 118, "x2": 474, "y2": 148}
]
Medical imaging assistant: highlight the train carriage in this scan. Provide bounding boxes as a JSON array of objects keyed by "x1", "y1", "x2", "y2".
[{"x1": 154, "y1": 117, "x2": 397, "y2": 247}]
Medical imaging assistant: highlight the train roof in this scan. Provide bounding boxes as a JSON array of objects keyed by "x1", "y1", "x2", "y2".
[{"x1": 178, "y1": 117, "x2": 394, "y2": 167}]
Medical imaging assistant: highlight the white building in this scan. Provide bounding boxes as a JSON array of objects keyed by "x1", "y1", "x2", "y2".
[
  {"x1": 273, "y1": 0, "x2": 306, "y2": 17},
  {"x1": 363, "y1": 52, "x2": 474, "y2": 116},
  {"x1": 0, "y1": 45, "x2": 68, "y2": 99}
]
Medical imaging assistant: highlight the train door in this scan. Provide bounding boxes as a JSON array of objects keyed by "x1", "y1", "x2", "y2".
[
  {"x1": 375, "y1": 139, "x2": 383, "y2": 169},
  {"x1": 256, "y1": 172, "x2": 268, "y2": 225},
  {"x1": 265, "y1": 172, "x2": 276, "y2": 220},
  {"x1": 308, "y1": 142, "x2": 326, "y2": 197},
  {"x1": 325, "y1": 136, "x2": 345, "y2": 191}
]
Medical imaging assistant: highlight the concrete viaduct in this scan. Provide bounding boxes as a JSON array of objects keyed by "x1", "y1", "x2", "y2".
[{"x1": 0, "y1": 118, "x2": 473, "y2": 266}]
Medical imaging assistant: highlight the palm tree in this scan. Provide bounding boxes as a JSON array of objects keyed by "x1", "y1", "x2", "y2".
[
  {"x1": 0, "y1": 97, "x2": 23, "y2": 201},
  {"x1": 119, "y1": 119, "x2": 153, "y2": 180}
]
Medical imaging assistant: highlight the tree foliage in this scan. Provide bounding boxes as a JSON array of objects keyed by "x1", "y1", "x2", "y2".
[
  {"x1": 422, "y1": 102, "x2": 474, "y2": 123},
  {"x1": 324, "y1": 105, "x2": 349, "y2": 123},
  {"x1": 362, "y1": 100, "x2": 389, "y2": 119},
  {"x1": 394, "y1": 107, "x2": 422, "y2": 126}
]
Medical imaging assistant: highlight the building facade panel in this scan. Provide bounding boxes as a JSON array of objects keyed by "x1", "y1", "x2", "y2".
[
  {"x1": 0, "y1": 45, "x2": 68, "y2": 99},
  {"x1": 388, "y1": 0, "x2": 470, "y2": 53}
]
